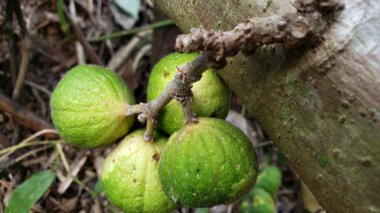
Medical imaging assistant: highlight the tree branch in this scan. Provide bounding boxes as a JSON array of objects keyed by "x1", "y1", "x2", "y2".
[
  {"x1": 0, "y1": 93, "x2": 55, "y2": 138},
  {"x1": 127, "y1": 52, "x2": 213, "y2": 140},
  {"x1": 63, "y1": 6, "x2": 103, "y2": 65},
  {"x1": 175, "y1": 0, "x2": 343, "y2": 60},
  {"x1": 127, "y1": 0, "x2": 343, "y2": 141}
]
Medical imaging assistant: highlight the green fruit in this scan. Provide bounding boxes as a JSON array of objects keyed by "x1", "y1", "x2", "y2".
[
  {"x1": 158, "y1": 117, "x2": 258, "y2": 207},
  {"x1": 101, "y1": 129, "x2": 177, "y2": 213},
  {"x1": 51, "y1": 65, "x2": 135, "y2": 148},
  {"x1": 255, "y1": 166, "x2": 282, "y2": 197},
  {"x1": 240, "y1": 188, "x2": 275, "y2": 213},
  {"x1": 147, "y1": 52, "x2": 231, "y2": 135}
]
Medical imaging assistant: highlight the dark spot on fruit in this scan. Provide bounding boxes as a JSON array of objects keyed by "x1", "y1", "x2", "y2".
[
  {"x1": 133, "y1": 179, "x2": 137, "y2": 183},
  {"x1": 152, "y1": 153, "x2": 160, "y2": 162},
  {"x1": 163, "y1": 70, "x2": 169, "y2": 77},
  {"x1": 196, "y1": 168, "x2": 200, "y2": 173},
  {"x1": 132, "y1": 166, "x2": 136, "y2": 171},
  {"x1": 112, "y1": 159, "x2": 115, "y2": 163}
]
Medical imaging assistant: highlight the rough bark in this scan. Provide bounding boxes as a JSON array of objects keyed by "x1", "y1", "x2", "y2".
[{"x1": 154, "y1": 0, "x2": 380, "y2": 212}]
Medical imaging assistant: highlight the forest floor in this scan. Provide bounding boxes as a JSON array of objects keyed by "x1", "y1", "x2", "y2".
[{"x1": 0, "y1": 0, "x2": 321, "y2": 212}]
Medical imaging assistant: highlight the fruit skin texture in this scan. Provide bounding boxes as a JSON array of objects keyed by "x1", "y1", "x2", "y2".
[
  {"x1": 255, "y1": 166, "x2": 282, "y2": 197},
  {"x1": 158, "y1": 117, "x2": 258, "y2": 207},
  {"x1": 240, "y1": 188, "x2": 275, "y2": 213},
  {"x1": 51, "y1": 65, "x2": 135, "y2": 148},
  {"x1": 147, "y1": 52, "x2": 231, "y2": 135},
  {"x1": 101, "y1": 129, "x2": 177, "y2": 213}
]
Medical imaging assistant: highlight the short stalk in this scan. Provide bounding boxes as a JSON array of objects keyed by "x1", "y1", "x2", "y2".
[
  {"x1": 144, "y1": 119, "x2": 155, "y2": 141},
  {"x1": 178, "y1": 96, "x2": 198, "y2": 124},
  {"x1": 131, "y1": 52, "x2": 214, "y2": 140}
]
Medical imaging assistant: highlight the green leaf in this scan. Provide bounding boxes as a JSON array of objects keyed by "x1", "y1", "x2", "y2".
[
  {"x1": 5, "y1": 170, "x2": 56, "y2": 213},
  {"x1": 114, "y1": 0, "x2": 141, "y2": 19},
  {"x1": 57, "y1": 0, "x2": 69, "y2": 34},
  {"x1": 94, "y1": 179, "x2": 103, "y2": 195}
]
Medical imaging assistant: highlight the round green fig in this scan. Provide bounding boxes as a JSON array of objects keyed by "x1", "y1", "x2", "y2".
[
  {"x1": 147, "y1": 52, "x2": 231, "y2": 135},
  {"x1": 101, "y1": 129, "x2": 177, "y2": 213},
  {"x1": 240, "y1": 188, "x2": 276, "y2": 213},
  {"x1": 50, "y1": 65, "x2": 135, "y2": 148},
  {"x1": 255, "y1": 166, "x2": 282, "y2": 197},
  {"x1": 158, "y1": 117, "x2": 258, "y2": 207}
]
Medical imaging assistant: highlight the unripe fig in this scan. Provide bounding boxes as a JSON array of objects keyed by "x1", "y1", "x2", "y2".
[
  {"x1": 255, "y1": 166, "x2": 282, "y2": 197},
  {"x1": 101, "y1": 129, "x2": 177, "y2": 213},
  {"x1": 240, "y1": 188, "x2": 276, "y2": 213},
  {"x1": 147, "y1": 52, "x2": 231, "y2": 135},
  {"x1": 158, "y1": 117, "x2": 258, "y2": 207},
  {"x1": 51, "y1": 65, "x2": 135, "y2": 148}
]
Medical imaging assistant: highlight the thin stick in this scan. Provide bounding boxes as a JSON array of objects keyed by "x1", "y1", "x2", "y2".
[
  {"x1": 92, "y1": 19, "x2": 174, "y2": 41},
  {"x1": 9, "y1": 0, "x2": 31, "y2": 100},
  {"x1": 4, "y1": 0, "x2": 17, "y2": 85},
  {"x1": 0, "y1": 140, "x2": 63, "y2": 156},
  {"x1": 15, "y1": 145, "x2": 54, "y2": 163},
  {"x1": 63, "y1": 6, "x2": 103, "y2": 65},
  {"x1": 0, "y1": 94, "x2": 55, "y2": 135},
  {"x1": 12, "y1": 37, "x2": 32, "y2": 100},
  {"x1": 56, "y1": 143, "x2": 71, "y2": 174},
  {"x1": 0, "y1": 129, "x2": 58, "y2": 161},
  {"x1": 25, "y1": 80, "x2": 51, "y2": 95},
  {"x1": 254, "y1": 141, "x2": 274, "y2": 148}
]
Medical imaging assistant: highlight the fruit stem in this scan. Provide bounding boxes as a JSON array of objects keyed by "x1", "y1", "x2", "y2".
[
  {"x1": 126, "y1": 52, "x2": 215, "y2": 141},
  {"x1": 144, "y1": 119, "x2": 155, "y2": 141},
  {"x1": 178, "y1": 96, "x2": 198, "y2": 124}
]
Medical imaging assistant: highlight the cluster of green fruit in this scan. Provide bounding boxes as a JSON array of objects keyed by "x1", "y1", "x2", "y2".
[
  {"x1": 240, "y1": 166, "x2": 282, "y2": 213},
  {"x1": 50, "y1": 53, "x2": 259, "y2": 212}
]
